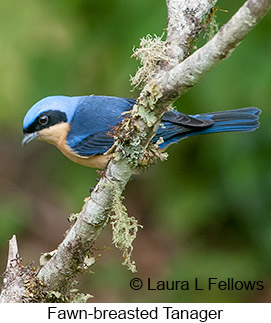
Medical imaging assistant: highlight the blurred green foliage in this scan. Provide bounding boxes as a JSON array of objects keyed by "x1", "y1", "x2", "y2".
[{"x1": 0, "y1": 0, "x2": 270, "y2": 302}]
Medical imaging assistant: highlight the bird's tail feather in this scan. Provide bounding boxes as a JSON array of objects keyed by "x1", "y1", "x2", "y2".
[
  {"x1": 190, "y1": 107, "x2": 261, "y2": 137},
  {"x1": 196, "y1": 107, "x2": 261, "y2": 134},
  {"x1": 162, "y1": 107, "x2": 261, "y2": 147}
]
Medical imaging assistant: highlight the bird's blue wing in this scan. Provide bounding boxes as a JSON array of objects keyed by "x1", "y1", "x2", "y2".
[
  {"x1": 66, "y1": 96, "x2": 136, "y2": 156},
  {"x1": 70, "y1": 130, "x2": 114, "y2": 156}
]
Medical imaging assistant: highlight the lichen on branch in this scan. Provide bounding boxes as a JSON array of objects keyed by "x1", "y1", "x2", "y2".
[
  {"x1": 130, "y1": 34, "x2": 170, "y2": 89},
  {"x1": 112, "y1": 81, "x2": 166, "y2": 169},
  {"x1": 109, "y1": 187, "x2": 142, "y2": 273}
]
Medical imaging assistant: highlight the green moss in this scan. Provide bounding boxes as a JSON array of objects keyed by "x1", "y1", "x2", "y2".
[
  {"x1": 202, "y1": 6, "x2": 219, "y2": 40},
  {"x1": 110, "y1": 187, "x2": 143, "y2": 273},
  {"x1": 108, "y1": 36, "x2": 169, "y2": 272},
  {"x1": 130, "y1": 34, "x2": 169, "y2": 89}
]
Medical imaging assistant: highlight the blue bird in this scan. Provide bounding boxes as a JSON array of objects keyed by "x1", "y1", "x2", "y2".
[{"x1": 22, "y1": 95, "x2": 261, "y2": 168}]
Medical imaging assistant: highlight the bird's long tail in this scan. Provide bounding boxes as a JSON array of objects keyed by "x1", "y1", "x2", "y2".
[
  {"x1": 191, "y1": 107, "x2": 261, "y2": 136},
  {"x1": 159, "y1": 107, "x2": 261, "y2": 148}
]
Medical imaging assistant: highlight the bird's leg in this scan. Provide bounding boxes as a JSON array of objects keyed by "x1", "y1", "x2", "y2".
[{"x1": 96, "y1": 169, "x2": 106, "y2": 178}]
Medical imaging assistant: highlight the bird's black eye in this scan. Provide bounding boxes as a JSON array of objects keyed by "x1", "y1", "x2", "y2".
[{"x1": 39, "y1": 114, "x2": 49, "y2": 125}]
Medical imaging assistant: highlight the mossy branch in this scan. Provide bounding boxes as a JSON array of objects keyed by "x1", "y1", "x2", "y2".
[{"x1": 110, "y1": 187, "x2": 143, "y2": 273}]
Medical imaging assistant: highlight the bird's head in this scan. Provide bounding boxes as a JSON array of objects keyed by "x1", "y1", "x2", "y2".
[{"x1": 22, "y1": 96, "x2": 80, "y2": 146}]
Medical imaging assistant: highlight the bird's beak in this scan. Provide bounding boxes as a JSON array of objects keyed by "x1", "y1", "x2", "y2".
[{"x1": 22, "y1": 132, "x2": 38, "y2": 146}]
